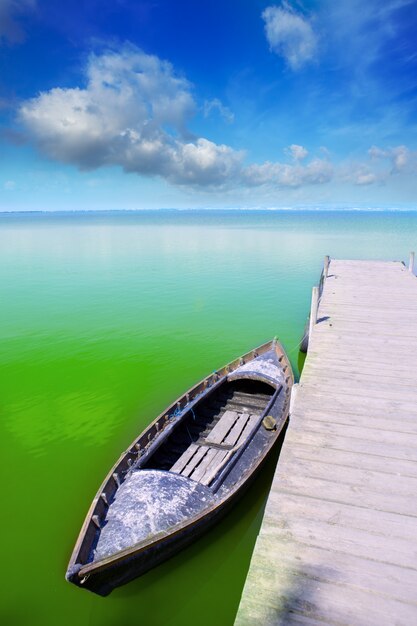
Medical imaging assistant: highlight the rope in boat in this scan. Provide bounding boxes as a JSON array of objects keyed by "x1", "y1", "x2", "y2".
[{"x1": 185, "y1": 422, "x2": 194, "y2": 444}]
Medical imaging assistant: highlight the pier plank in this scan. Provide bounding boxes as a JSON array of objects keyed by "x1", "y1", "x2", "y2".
[
  {"x1": 290, "y1": 404, "x2": 417, "y2": 425},
  {"x1": 252, "y1": 539, "x2": 417, "y2": 602},
  {"x1": 276, "y1": 472, "x2": 417, "y2": 517},
  {"x1": 289, "y1": 419, "x2": 417, "y2": 449},
  {"x1": 265, "y1": 492, "x2": 417, "y2": 542},
  {"x1": 285, "y1": 428, "x2": 417, "y2": 462},
  {"x1": 275, "y1": 455, "x2": 417, "y2": 497},
  {"x1": 235, "y1": 258, "x2": 417, "y2": 625},
  {"x1": 288, "y1": 441, "x2": 417, "y2": 478}
]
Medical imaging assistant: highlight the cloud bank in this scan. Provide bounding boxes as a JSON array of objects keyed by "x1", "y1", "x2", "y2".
[
  {"x1": 19, "y1": 46, "x2": 332, "y2": 189},
  {"x1": 18, "y1": 45, "x2": 412, "y2": 192},
  {"x1": 19, "y1": 47, "x2": 242, "y2": 186},
  {"x1": 262, "y1": 2, "x2": 318, "y2": 70},
  {"x1": 244, "y1": 158, "x2": 332, "y2": 187},
  {"x1": 369, "y1": 145, "x2": 415, "y2": 173}
]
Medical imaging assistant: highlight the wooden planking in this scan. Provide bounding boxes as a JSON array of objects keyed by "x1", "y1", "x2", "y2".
[
  {"x1": 252, "y1": 536, "x2": 417, "y2": 601},
  {"x1": 289, "y1": 441, "x2": 417, "y2": 479},
  {"x1": 241, "y1": 545, "x2": 417, "y2": 621},
  {"x1": 204, "y1": 410, "x2": 239, "y2": 444},
  {"x1": 235, "y1": 414, "x2": 259, "y2": 445},
  {"x1": 293, "y1": 390, "x2": 417, "y2": 416},
  {"x1": 181, "y1": 445, "x2": 208, "y2": 477},
  {"x1": 289, "y1": 419, "x2": 417, "y2": 449},
  {"x1": 308, "y1": 334, "x2": 417, "y2": 349},
  {"x1": 264, "y1": 517, "x2": 417, "y2": 568},
  {"x1": 284, "y1": 429, "x2": 417, "y2": 463},
  {"x1": 276, "y1": 472, "x2": 417, "y2": 517},
  {"x1": 173, "y1": 412, "x2": 255, "y2": 484},
  {"x1": 296, "y1": 383, "x2": 417, "y2": 404},
  {"x1": 290, "y1": 408, "x2": 417, "y2": 434},
  {"x1": 300, "y1": 364, "x2": 417, "y2": 386},
  {"x1": 314, "y1": 324, "x2": 417, "y2": 341},
  {"x1": 275, "y1": 455, "x2": 417, "y2": 498},
  {"x1": 223, "y1": 412, "x2": 250, "y2": 446},
  {"x1": 265, "y1": 492, "x2": 417, "y2": 543},
  {"x1": 317, "y1": 307, "x2": 417, "y2": 322},
  {"x1": 191, "y1": 412, "x2": 249, "y2": 482},
  {"x1": 304, "y1": 355, "x2": 417, "y2": 374},
  {"x1": 200, "y1": 414, "x2": 258, "y2": 486},
  {"x1": 170, "y1": 443, "x2": 199, "y2": 474},
  {"x1": 200, "y1": 448, "x2": 229, "y2": 486},
  {"x1": 235, "y1": 258, "x2": 417, "y2": 626},
  {"x1": 239, "y1": 571, "x2": 417, "y2": 626},
  {"x1": 189, "y1": 447, "x2": 223, "y2": 482}
]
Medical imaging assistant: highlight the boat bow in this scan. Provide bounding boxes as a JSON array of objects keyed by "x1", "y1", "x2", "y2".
[
  {"x1": 93, "y1": 470, "x2": 216, "y2": 562},
  {"x1": 227, "y1": 347, "x2": 284, "y2": 387}
]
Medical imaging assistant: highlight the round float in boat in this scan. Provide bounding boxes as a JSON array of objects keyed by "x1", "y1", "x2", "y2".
[{"x1": 262, "y1": 415, "x2": 277, "y2": 430}]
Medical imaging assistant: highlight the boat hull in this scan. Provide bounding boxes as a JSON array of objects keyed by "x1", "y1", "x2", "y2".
[
  {"x1": 66, "y1": 339, "x2": 293, "y2": 595},
  {"x1": 76, "y1": 424, "x2": 286, "y2": 596}
]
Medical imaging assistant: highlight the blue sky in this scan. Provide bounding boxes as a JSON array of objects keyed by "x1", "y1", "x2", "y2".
[{"x1": 1, "y1": 0, "x2": 417, "y2": 210}]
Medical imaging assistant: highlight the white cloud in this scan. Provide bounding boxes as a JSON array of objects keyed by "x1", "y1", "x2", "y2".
[
  {"x1": 19, "y1": 46, "x2": 243, "y2": 187},
  {"x1": 169, "y1": 139, "x2": 242, "y2": 185},
  {"x1": 339, "y1": 160, "x2": 381, "y2": 186},
  {"x1": 23, "y1": 46, "x2": 333, "y2": 190},
  {"x1": 0, "y1": 0, "x2": 35, "y2": 45},
  {"x1": 21, "y1": 44, "x2": 411, "y2": 193},
  {"x1": 203, "y1": 98, "x2": 234, "y2": 123},
  {"x1": 392, "y1": 145, "x2": 409, "y2": 171},
  {"x1": 3, "y1": 179, "x2": 16, "y2": 190},
  {"x1": 355, "y1": 171, "x2": 378, "y2": 186},
  {"x1": 341, "y1": 143, "x2": 417, "y2": 186},
  {"x1": 286, "y1": 143, "x2": 308, "y2": 161},
  {"x1": 262, "y1": 3, "x2": 318, "y2": 70},
  {"x1": 243, "y1": 158, "x2": 333, "y2": 187},
  {"x1": 369, "y1": 144, "x2": 416, "y2": 173},
  {"x1": 18, "y1": 45, "x2": 332, "y2": 190},
  {"x1": 368, "y1": 145, "x2": 387, "y2": 160}
]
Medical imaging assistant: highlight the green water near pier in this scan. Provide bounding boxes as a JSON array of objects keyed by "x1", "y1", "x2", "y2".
[{"x1": 0, "y1": 210, "x2": 416, "y2": 626}]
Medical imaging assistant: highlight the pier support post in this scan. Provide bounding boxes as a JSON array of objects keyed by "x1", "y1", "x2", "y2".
[
  {"x1": 289, "y1": 383, "x2": 298, "y2": 416},
  {"x1": 309, "y1": 286, "x2": 319, "y2": 341},
  {"x1": 409, "y1": 252, "x2": 415, "y2": 274},
  {"x1": 324, "y1": 255, "x2": 330, "y2": 278}
]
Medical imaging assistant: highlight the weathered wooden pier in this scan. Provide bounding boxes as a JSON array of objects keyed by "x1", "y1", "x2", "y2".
[{"x1": 235, "y1": 255, "x2": 417, "y2": 625}]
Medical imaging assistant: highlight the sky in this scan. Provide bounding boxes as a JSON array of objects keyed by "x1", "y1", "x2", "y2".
[{"x1": 0, "y1": 0, "x2": 417, "y2": 211}]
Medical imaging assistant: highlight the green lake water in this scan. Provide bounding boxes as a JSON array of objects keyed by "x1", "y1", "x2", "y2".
[{"x1": 1, "y1": 209, "x2": 416, "y2": 626}]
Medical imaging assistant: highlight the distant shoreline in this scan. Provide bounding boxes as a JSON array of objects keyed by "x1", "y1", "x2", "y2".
[{"x1": 1, "y1": 207, "x2": 417, "y2": 216}]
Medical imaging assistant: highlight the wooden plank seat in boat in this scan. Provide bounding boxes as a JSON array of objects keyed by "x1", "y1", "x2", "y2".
[
  {"x1": 204, "y1": 410, "x2": 242, "y2": 445},
  {"x1": 199, "y1": 413, "x2": 259, "y2": 486},
  {"x1": 170, "y1": 410, "x2": 258, "y2": 485}
]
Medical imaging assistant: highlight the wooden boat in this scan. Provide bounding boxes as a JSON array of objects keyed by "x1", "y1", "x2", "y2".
[{"x1": 66, "y1": 338, "x2": 293, "y2": 595}]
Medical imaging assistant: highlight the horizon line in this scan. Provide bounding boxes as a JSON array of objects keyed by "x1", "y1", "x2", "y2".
[{"x1": 1, "y1": 206, "x2": 417, "y2": 215}]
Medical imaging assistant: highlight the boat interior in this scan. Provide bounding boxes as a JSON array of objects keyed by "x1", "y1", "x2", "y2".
[{"x1": 143, "y1": 378, "x2": 276, "y2": 487}]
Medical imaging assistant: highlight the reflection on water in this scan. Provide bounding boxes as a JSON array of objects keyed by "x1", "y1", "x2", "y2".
[
  {"x1": 0, "y1": 210, "x2": 416, "y2": 626},
  {"x1": 5, "y1": 391, "x2": 121, "y2": 455}
]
